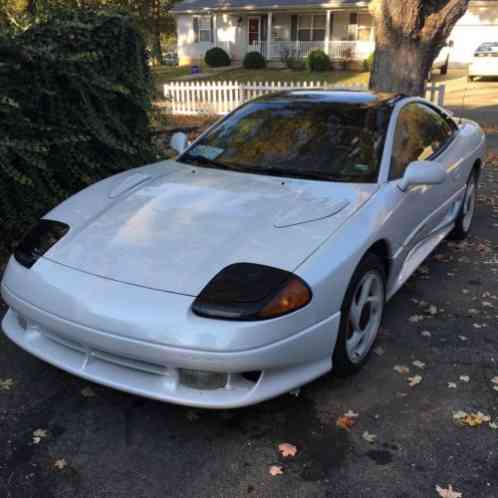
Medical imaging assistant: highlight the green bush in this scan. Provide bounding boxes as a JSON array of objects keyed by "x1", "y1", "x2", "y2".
[
  {"x1": 306, "y1": 49, "x2": 331, "y2": 72},
  {"x1": 204, "y1": 47, "x2": 230, "y2": 67},
  {"x1": 0, "y1": 9, "x2": 156, "y2": 255},
  {"x1": 243, "y1": 51, "x2": 266, "y2": 69},
  {"x1": 363, "y1": 52, "x2": 375, "y2": 71}
]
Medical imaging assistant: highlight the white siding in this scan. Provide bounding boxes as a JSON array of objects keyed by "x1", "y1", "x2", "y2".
[{"x1": 450, "y1": 4, "x2": 498, "y2": 63}]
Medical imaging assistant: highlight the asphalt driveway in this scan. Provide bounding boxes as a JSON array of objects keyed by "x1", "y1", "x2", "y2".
[{"x1": 1, "y1": 79, "x2": 498, "y2": 498}]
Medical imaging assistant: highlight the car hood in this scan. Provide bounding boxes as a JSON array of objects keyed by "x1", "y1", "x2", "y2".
[{"x1": 45, "y1": 161, "x2": 377, "y2": 296}]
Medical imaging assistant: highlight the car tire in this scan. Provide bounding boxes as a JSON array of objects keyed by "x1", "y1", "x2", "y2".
[
  {"x1": 449, "y1": 170, "x2": 478, "y2": 241},
  {"x1": 467, "y1": 75, "x2": 474, "y2": 82},
  {"x1": 333, "y1": 253, "x2": 386, "y2": 377}
]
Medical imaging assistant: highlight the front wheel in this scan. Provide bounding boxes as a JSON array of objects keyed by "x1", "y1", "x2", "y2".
[
  {"x1": 449, "y1": 172, "x2": 477, "y2": 240},
  {"x1": 333, "y1": 254, "x2": 386, "y2": 376}
]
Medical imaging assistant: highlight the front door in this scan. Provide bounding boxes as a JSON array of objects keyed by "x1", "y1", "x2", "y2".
[{"x1": 248, "y1": 17, "x2": 261, "y2": 48}]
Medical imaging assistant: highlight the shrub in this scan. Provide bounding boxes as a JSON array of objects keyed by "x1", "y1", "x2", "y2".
[
  {"x1": 287, "y1": 57, "x2": 306, "y2": 71},
  {"x1": 363, "y1": 52, "x2": 375, "y2": 71},
  {"x1": 0, "y1": 9, "x2": 156, "y2": 255},
  {"x1": 204, "y1": 47, "x2": 230, "y2": 67},
  {"x1": 306, "y1": 49, "x2": 331, "y2": 72},
  {"x1": 243, "y1": 51, "x2": 266, "y2": 69}
]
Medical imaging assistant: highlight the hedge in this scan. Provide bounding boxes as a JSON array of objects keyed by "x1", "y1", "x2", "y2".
[
  {"x1": 243, "y1": 51, "x2": 266, "y2": 69},
  {"x1": 204, "y1": 47, "x2": 231, "y2": 67},
  {"x1": 306, "y1": 49, "x2": 331, "y2": 72},
  {"x1": 0, "y1": 9, "x2": 156, "y2": 256}
]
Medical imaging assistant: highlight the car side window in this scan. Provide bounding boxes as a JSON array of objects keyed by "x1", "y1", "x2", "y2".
[{"x1": 390, "y1": 103, "x2": 454, "y2": 181}]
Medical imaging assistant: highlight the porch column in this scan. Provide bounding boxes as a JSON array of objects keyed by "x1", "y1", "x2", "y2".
[
  {"x1": 213, "y1": 13, "x2": 217, "y2": 46},
  {"x1": 325, "y1": 10, "x2": 331, "y2": 55},
  {"x1": 267, "y1": 12, "x2": 273, "y2": 60}
]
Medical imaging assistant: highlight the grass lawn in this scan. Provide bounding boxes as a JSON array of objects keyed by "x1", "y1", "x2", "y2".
[{"x1": 196, "y1": 68, "x2": 370, "y2": 86}]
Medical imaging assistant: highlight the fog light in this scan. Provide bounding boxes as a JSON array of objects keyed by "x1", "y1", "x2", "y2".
[{"x1": 179, "y1": 369, "x2": 228, "y2": 390}]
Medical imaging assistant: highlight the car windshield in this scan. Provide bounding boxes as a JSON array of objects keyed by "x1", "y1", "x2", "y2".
[{"x1": 180, "y1": 95, "x2": 393, "y2": 183}]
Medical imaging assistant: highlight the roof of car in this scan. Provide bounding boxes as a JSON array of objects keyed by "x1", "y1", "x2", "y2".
[{"x1": 250, "y1": 89, "x2": 403, "y2": 107}]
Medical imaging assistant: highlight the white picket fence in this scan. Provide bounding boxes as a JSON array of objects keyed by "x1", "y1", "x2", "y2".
[{"x1": 163, "y1": 80, "x2": 446, "y2": 116}]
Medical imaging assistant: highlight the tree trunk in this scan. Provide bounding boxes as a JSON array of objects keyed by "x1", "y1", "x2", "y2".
[
  {"x1": 369, "y1": 0, "x2": 470, "y2": 96},
  {"x1": 370, "y1": 43, "x2": 436, "y2": 96},
  {"x1": 150, "y1": 0, "x2": 162, "y2": 66}
]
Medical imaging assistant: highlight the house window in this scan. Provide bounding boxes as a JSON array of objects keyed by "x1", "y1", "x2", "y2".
[
  {"x1": 298, "y1": 14, "x2": 326, "y2": 42},
  {"x1": 193, "y1": 15, "x2": 212, "y2": 43},
  {"x1": 347, "y1": 12, "x2": 358, "y2": 40}
]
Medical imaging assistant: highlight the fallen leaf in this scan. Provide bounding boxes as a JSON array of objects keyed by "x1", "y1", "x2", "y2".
[
  {"x1": 490, "y1": 422, "x2": 498, "y2": 430},
  {"x1": 458, "y1": 335, "x2": 468, "y2": 341},
  {"x1": 426, "y1": 305, "x2": 438, "y2": 315},
  {"x1": 408, "y1": 375, "x2": 422, "y2": 387},
  {"x1": 421, "y1": 330, "x2": 432, "y2": 337},
  {"x1": 344, "y1": 410, "x2": 359, "y2": 418},
  {"x1": 32, "y1": 429, "x2": 48, "y2": 445},
  {"x1": 54, "y1": 459, "x2": 67, "y2": 470},
  {"x1": 81, "y1": 387, "x2": 95, "y2": 398},
  {"x1": 459, "y1": 375, "x2": 470, "y2": 383},
  {"x1": 362, "y1": 431, "x2": 376, "y2": 443},
  {"x1": 453, "y1": 410, "x2": 490, "y2": 427},
  {"x1": 269, "y1": 465, "x2": 283, "y2": 476},
  {"x1": 373, "y1": 346, "x2": 384, "y2": 356},
  {"x1": 336, "y1": 416, "x2": 355, "y2": 431},
  {"x1": 436, "y1": 484, "x2": 463, "y2": 498},
  {"x1": 412, "y1": 360, "x2": 426, "y2": 369},
  {"x1": 278, "y1": 443, "x2": 297, "y2": 458},
  {"x1": 491, "y1": 376, "x2": 498, "y2": 386},
  {"x1": 448, "y1": 382, "x2": 457, "y2": 389},
  {"x1": 394, "y1": 365, "x2": 410, "y2": 375},
  {"x1": 409, "y1": 315, "x2": 424, "y2": 323},
  {"x1": 0, "y1": 378, "x2": 14, "y2": 392}
]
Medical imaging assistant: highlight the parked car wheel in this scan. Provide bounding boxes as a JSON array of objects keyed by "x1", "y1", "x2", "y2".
[
  {"x1": 333, "y1": 253, "x2": 386, "y2": 376},
  {"x1": 450, "y1": 171, "x2": 478, "y2": 240},
  {"x1": 467, "y1": 75, "x2": 475, "y2": 82}
]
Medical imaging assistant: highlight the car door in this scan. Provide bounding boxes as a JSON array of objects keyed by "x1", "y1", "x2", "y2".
[{"x1": 383, "y1": 102, "x2": 456, "y2": 267}]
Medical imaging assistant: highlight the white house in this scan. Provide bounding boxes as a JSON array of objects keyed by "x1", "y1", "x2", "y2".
[{"x1": 171, "y1": 0, "x2": 498, "y2": 67}]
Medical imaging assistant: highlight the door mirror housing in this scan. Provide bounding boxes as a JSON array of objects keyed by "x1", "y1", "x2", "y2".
[
  {"x1": 398, "y1": 161, "x2": 447, "y2": 192},
  {"x1": 170, "y1": 132, "x2": 188, "y2": 154}
]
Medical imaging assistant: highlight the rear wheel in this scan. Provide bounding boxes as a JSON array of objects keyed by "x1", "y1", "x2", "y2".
[
  {"x1": 449, "y1": 171, "x2": 477, "y2": 240},
  {"x1": 333, "y1": 254, "x2": 386, "y2": 376}
]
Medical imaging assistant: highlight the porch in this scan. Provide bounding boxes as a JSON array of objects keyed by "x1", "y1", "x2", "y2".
[{"x1": 176, "y1": 10, "x2": 375, "y2": 65}]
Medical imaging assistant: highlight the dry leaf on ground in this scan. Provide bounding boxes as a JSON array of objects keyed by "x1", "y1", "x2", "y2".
[
  {"x1": 408, "y1": 375, "x2": 422, "y2": 387},
  {"x1": 458, "y1": 335, "x2": 468, "y2": 341},
  {"x1": 394, "y1": 365, "x2": 410, "y2": 375},
  {"x1": 421, "y1": 330, "x2": 432, "y2": 337},
  {"x1": 81, "y1": 387, "x2": 95, "y2": 398},
  {"x1": 491, "y1": 376, "x2": 498, "y2": 385},
  {"x1": 0, "y1": 378, "x2": 14, "y2": 391},
  {"x1": 278, "y1": 443, "x2": 297, "y2": 458},
  {"x1": 409, "y1": 315, "x2": 424, "y2": 323},
  {"x1": 344, "y1": 410, "x2": 359, "y2": 418},
  {"x1": 436, "y1": 484, "x2": 463, "y2": 498},
  {"x1": 336, "y1": 416, "x2": 356, "y2": 431},
  {"x1": 448, "y1": 382, "x2": 457, "y2": 389},
  {"x1": 32, "y1": 429, "x2": 48, "y2": 444},
  {"x1": 453, "y1": 410, "x2": 491, "y2": 427},
  {"x1": 362, "y1": 431, "x2": 376, "y2": 443},
  {"x1": 54, "y1": 459, "x2": 67, "y2": 470},
  {"x1": 373, "y1": 346, "x2": 384, "y2": 356},
  {"x1": 490, "y1": 422, "x2": 498, "y2": 430},
  {"x1": 459, "y1": 375, "x2": 470, "y2": 383},
  {"x1": 269, "y1": 465, "x2": 283, "y2": 476},
  {"x1": 412, "y1": 360, "x2": 426, "y2": 369}
]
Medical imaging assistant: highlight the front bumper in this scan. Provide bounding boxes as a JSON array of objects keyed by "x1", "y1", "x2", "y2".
[
  {"x1": 1, "y1": 258, "x2": 340, "y2": 409},
  {"x1": 468, "y1": 62, "x2": 498, "y2": 77}
]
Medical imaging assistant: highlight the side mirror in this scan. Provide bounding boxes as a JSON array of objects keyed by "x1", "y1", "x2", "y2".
[
  {"x1": 398, "y1": 161, "x2": 447, "y2": 192},
  {"x1": 169, "y1": 132, "x2": 188, "y2": 154}
]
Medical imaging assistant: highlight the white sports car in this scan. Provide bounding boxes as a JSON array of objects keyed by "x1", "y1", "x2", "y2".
[{"x1": 1, "y1": 91, "x2": 485, "y2": 408}]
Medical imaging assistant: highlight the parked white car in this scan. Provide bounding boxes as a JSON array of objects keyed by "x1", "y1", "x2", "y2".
[
  {"x1": 1, "y1": 91, "x2": 485, "y2": 408},
  {"x1": 468, "y1": 42, "x2": 498, "y2": 81}
]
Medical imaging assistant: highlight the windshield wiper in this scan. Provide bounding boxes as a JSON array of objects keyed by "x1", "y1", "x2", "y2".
[{"x1": 180, "y1": 153, "x2": 238, "y2": 172}]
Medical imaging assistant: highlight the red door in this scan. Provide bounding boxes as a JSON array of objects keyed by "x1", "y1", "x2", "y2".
[{"x1": 248, "y1": 18, "x2": 260, "y2": 46}]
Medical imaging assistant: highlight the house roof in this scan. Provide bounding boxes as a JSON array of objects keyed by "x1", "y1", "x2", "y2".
[{"x1": 171, "y1": 0, "x2": 369, "y2": 14}]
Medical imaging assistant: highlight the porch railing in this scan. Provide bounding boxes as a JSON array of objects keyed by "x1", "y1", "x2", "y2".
[
  {"x1": 235, "y1": 40, "x2": 374, "y2": 61},
  {"x1": 163, "y1": 80, "x2": 446, "y2": 115}
]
